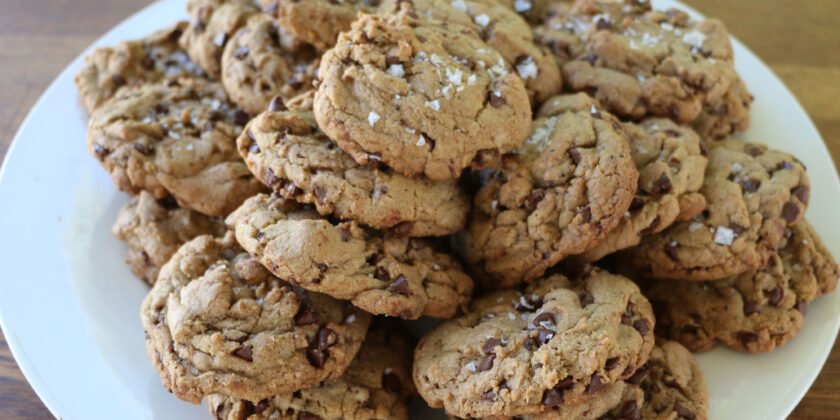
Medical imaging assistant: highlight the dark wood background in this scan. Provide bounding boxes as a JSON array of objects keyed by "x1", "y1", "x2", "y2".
[{"x1": 0, "y1": 0, "x2": 838, "y2": 418}]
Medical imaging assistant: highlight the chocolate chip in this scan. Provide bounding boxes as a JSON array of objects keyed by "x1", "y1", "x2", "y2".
[
  {"x1": 141, "y1": 54, "x2": 155, "y2": 70},
  {"x1": 233, "y1": 46, "x2": 249, "y2": 59},
  {"x1": 482, "y1": 338, "x2": 502, "y2": 354},
  {"x1": 133, "y1": 142, "x2": 153, "y2": 155},
  {"x1": 764, "y1": 286, "x2": 783, "y2": 306},
  {"x1": 639, "y1": 216, "x2": 661, "y2": 236},
  {"x1": 388, "y1": 221, "x2": 414, "y2": 237},
  {"x1": 651, "y1": 173, "x2": 672, "y2": 194},
  {"x1": 313, "y1": 184, "x2": 327, "y2": 204},
  {"x1": 535, "y1": 329, "x2": 554, "y2": 345},
  {"x1": 740, "y1": 178, "x2": 761, "y2": 193},
  {"x1": 234, "y1": 110, "x2": 250, "y2": 125},
  {"x1": 746, "y1": 146, "x2": 763, "y2": 157},
  {"x1": 797, "y1": 299, "x2": 809, "y2": 315},
  {"x1": 775, "y1": 161, "x2": 793, "y2": 171},
  {"x1": 674, "y1": 401, "x2": 696, "y2": 419},
  {"x1": 596, "y1": 17, "x2": 611, "y2": 30},
  {"x1": 295, "y1": 304, "x2": 319, "y2": 326},
  {"x1": 382, "y1": 371, "x2": 402, "y2": 393},
  {"x1": 254, "y1": 399, "x2": 268, "y2": 413},
  {"x1": 781, "y1": 201, "x2": 800, "y2": 223},
  {"x1": 390, "y1": 275, "x2": 410, "y2": 296},
  {"x1": 729, "y1": 222, "x2": 748, "y2": 234},
  {"x1": 213, "y1": 31, "x2": 228, "y2": 47},
  {"x1": 629, "y1": 197, "x2": 644, "y2": 211},
  {"x1": 298, "y1": 411, "x2": 322, "y2": 420},
  {"x1": 633, "y1": 319, "x2": 650, "y2": 336},
  {"x1": 578, "y1": 292, "x2": 594, "y2": 308},
  {"x1": 339, "y1": 226, "x2": 351, "y2": 242},
  {"x1": 586, "y1": 373, "x2": 604, "y2": 394},
  {"x1": 268, "y1": 95, "x2": 286, "y2": 111},
  {"x1": 231, "y1": 334, "x2": 249, "y2": 343},
  {"x1": 665, "y1": 242, "x2": 680, "y2": 262},
  {"x1": 577, "y1": 206, "x2": 592, "y2": 223},
  {"x1": 524, "y1": 189, "x2": 545, "y2": 212},
  {"x1": 284, "y1": 181, "x2": 301, "y2": 196},
  {"x1": 317, "y1": 328, "x2": 335, "y2": 351},
  {"x1": 455, "y1": 56, "x2": 476, "y2": 70},
  {"x1": 601, "y1": 358, "x2": 620, "y2": 374},
  {"x1": 792, "y1": 185, "x2": 810, "y2": 204},
  {"x1": 111, "y1": 74, "x2": 126, "y2": 86},
  {"x1": 743, "y1": 302, "x2": 760, "y2": 316},
  {"x1": 93, "y1": 144, "x2": 110, "y2": 158},
  {"x1": 479, "y1": 354, "x2": 495, "y2": 371},
  {"x1": 626, "y1": 367, "x2": 648, "y2": 385},
  {"x1": 481, "y1": 390, "x2": 496, "y2": 400},
  {"x1": 531, "y1": 311, "x2": 554, "y2": 327},
  {"x1": 233, "y1": 345, "x2": 253, "y2": 362},
  {"x1": 738, "y1": 332, "x2": 758, "y2": 347},
  {"x1": 373, "y1": 267, "x2": 390, "y2": 282},
  {"x1": 620, "y1": 400, "x2": 641, "y2": 420},
  {"x1": 568, "y1": 148, "x2": 582, "y2": 164},
  {"x1": 489, "y1": 93, "x2": 506, "y2": 108}
]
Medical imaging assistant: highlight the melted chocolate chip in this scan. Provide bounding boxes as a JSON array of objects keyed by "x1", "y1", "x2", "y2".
[
  {"x1": 313, "y1": 184, "x2": 327, "y2": 204},
  {"x1": 577, "y1": 206, "x2": 592, "y2": 223},
  {"x1": 743, "y1": 302, "x2": 760, "y2": 316},
  {"x1": 268, "y1": 96, "x2": 286, "y2": 111},
  {"x1": 740, "y1": 178, "x2": 761, "y2": 193},
  {"x1": 738, "y1": 332, "x2": 758, "y2": 347},
  {"x1": 373, "y1": 267, "x2": 390, "y2": 282},
  {"x1": 586, "y1": 373, "x2": 604, "y2": 394},
  {"x1": 764, "y1": 286, "x2": 783, "y2": 306},
  {"x1": 316, "y1": 328, "x2": 335, "y2": 351},
  {"x1": 674, "y1": 401, "x2": 696, "y2": 419},
  {"x1": 489, "y1": 93, "x2": 506, "y2": 108},
  {"x1": 633, "y1": 319, "x2": 650, "y2": 336},
  {"x1": 524, "y1": 189, "x2": 546, "y2": 212},
  {"x1": 626, "y1": 367, "x2": 648, "y2": 385},
  {"x1": 233, "y1": 345, "x2": 253, "y2": 362},
  {"x1": 730, "y1": 222, "x2": 748, "y2": 235},
  {"x1": 596, "y1": 17, "x2": 611, "y2": 30},
  {"x1": 651, "y1": 173, "x2": 673, "y2": 194},
  {"x1": 478, "y1": 354, "x2": 495, "y2": 372},
  {"x1": 568, "y1": 148, "x2": 582, "y2": 164},
  {"x1": 604, "y1": 357, "x2": 619, "y2": 370},
  {"x1": 263, "y1": 167, "x2": 281, "y2": 187},
  {"x1": 339, "y1": 226, "x2": 351, "y2": 242},
  {"x1": 284, "y1": 181, "x2": 301, "y2": 196},
  {"x1": 390, "y1": 275, "x2": 410, "y2": 296},
  {"x1": 792, "y1": 185, "x2": 810, "y2": 204},
  {"x1": 482, "y1": 338, "x2": 502, "y2": 354},
  {"x1": 781, "y1": 201, "x2": 800, "y2": 223},
  {"x1": 295, "y1": 304, "x2": 319, "y2": 326}
]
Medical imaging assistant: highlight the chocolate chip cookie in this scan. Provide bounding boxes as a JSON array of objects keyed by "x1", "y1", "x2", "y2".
[
  {"x1": 259, "y1": 0, "x2": 381, "y2": 51},
  {"x1": 314, "y1": 12, "x2": 531, "y2": 180},
  {"x1": 226, "y1": 194, "x2": 474, "y2": 319},
  {"x1": 623, "y1": 138, "x2": 810, "y2": 281},
  {"x1": 141, "y1": 232, "x2": 372, "y2": 404},
  {"x1": 466, "y1": 94, "x2": 637, "y2": 288},
  {"x1": 238, "y1": 92, "x2": 470, "y2": 236},
  {"x1": 379, "y1": 0, "x2": 562, "y2": 104},
  {"x1": 221, "y1": 14, "x2": 318, "y2": 115},
  {"x1": 180, "y1": 0, "x2": 260, "y2": 79},
  {"x1": 646, "y1": 220, "x2": 839, "y2": 353},
  {"x1": 413, "y1": 267, "x2": 655, "y2": 418},
  {"x1": 208, "y1": 320, "x2": 416, "y2": 420},
  {"x1": 111, "y1": 191, "x2": 225, "y2": 284},
  {"x1": 572, "y1": 114, "x2": 707, "y2": 262},
  {"x1": 601, "y1": 339, "x2": 708, "y2": 420},
  {"x1": 75, "y1": 21, "x2": 202, "y2": 112},
  {"x1": 87, "y1": 77, "x2": 266, "y2": 216},
  {"x1": 534, "y1": 0, "x2": 752, "y2": 139}
]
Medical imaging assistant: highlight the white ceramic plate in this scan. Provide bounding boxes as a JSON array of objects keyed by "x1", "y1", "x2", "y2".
[{"x1": 0, "y1": 0, "x2": 838, "y2": 419}]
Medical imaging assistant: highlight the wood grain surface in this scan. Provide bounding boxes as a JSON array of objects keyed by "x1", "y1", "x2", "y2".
[{"x1": 0, "y1": 0, "x2": 838, "y2": 419}]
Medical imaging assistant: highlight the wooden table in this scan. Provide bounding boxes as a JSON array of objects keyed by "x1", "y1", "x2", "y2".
[{"x1": 0, "y1": 0, "x2": 838, "y2": 418}]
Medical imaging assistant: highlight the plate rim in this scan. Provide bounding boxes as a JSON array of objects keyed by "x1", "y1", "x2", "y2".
[{"x1": 0, "y1": 0, "x2": 838, "y2": 419}]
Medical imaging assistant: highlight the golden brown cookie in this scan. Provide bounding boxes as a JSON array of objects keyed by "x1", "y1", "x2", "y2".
[
  {"x1": 74, "y1": 21, "x2": 201, "y2": 112},
  {"x1": 466, "y1": 94, "x2": 637, "y2": 288},
  {"x1": 259, "y1": 0, "x2": 381, "y2": 51},
  {"x1": 413, "y1": 267, "x2": 655, "y2": 418},
  {"x1": 111, "y1": 191, "x2": 225, "y2": 284},
  {"x1": 221, "y1": 14, "x2": 318, "y2": 114},
  {"x1": 208, "y1": 321, "x2": 416, "y2": 420},
  {"x1": 646, "y1": 220, "x2": 839, "y2": 353},
  {"x1": 179, "y1": 0, "x2": 260, "y2": 78},
  {"x1": 226, "y1": 194, "x2": 474, "y2": 319},
  {"x1": 314, "y1": 12, "x2": 531, "y2": 180},
  {"x1": 238, "y1": 92, "x2": 470, "y2": 237},
  {"x1": 140, "y1": 232, "x2": 372, "y2": 404},
  {"x1": 622, "y1": 139, "x2": 810, "y2": 281},
  {"x1": 86, "y1": 77, "x2": 266, "y2": 216}
]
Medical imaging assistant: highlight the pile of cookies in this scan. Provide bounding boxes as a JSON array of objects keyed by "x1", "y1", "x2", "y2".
[{"x1": 74, "y1": 0, "x2": 839, "y2": 418}]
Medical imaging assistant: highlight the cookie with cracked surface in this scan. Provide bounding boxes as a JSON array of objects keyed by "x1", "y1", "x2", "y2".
[
  {"x1": 111, "y1": 191, "x2": 225, "y2": 284},
  {"x1": 645, "y1": 220, "x2": 839, "y2": 353},
  {"x1": 226, "y1": 194, "x2": 474, "y2": 319},
  {"x1": 413, "y1": 267, "x2": 655, "y2": 418},
  {"x1": 74, "y1": 21, "x2": 203, "y2": 112},
  {"x1": 314, "y1": 12, "x2": 531, "y2": 181},
  {"x1": 565, "y1": 111, "x2": 707, "y2": 262},
  {"x1": 141, "y1": 232, "x2": 372, "y2": 404},
  {"x1": 180, "y1": 0, "x2": 260, "y2": 79},
  {"x1": 87, "y1": 77, "x2": 265, "y2": 216},
  {"x1": 238, "y1": 92, "x2": 470, "y2": 236},
  {"x1": 465, "y1": 94, "x2": 637, "y2": 288},
  {"x1": 259, "y1": 0, "x2": 381, "y2": 51},
  {"x1": 208, "y1": 320, "x2": 416, "y2": 420},
  {"x1": 379, "y1": 0, "x2": 562, "y2": 104},
  {"x1": 221, "y1": 14, "x2": 318, "y2": 115},
  {"x1": 622, "y1": 138, "x2": 810, "y2": 281},
  {"x1": 601, "y1": 340, "x2": 708, "y2": 420},
  {"x1": 691, "y1": 77, "x2": 753, "y2": 141},
  {"x1": 534, "y1": 0, "x2": 750, "y2": 138}
]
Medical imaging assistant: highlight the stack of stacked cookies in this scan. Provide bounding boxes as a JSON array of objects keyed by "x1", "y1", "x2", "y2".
[{"x1": 74, "y1": 0, "x2": 839, "y2": 419}]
